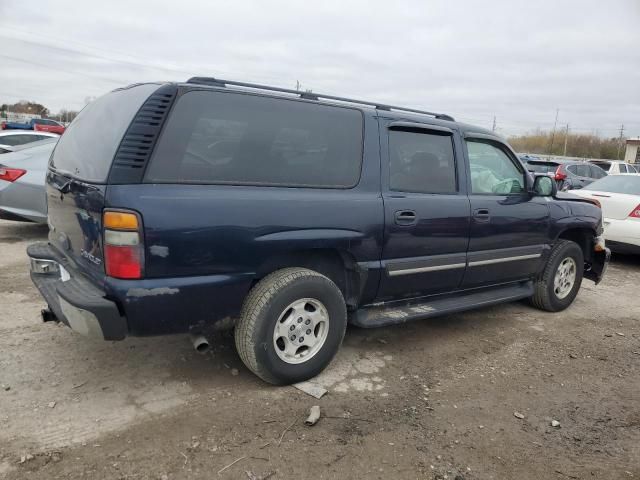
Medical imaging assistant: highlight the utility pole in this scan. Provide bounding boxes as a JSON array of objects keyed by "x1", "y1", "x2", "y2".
[
  {"x1": 492, "y1": 115, "x2": 496, "y2": 132},
  {"x1": 548, "y1": 108, "x2": 559, "y2": 157},
  {"x1": 563, "y1": 124, "x2": 569, "y2": 157},
  {"x1": 295, "y1": 80, "x2": 301, "y2": 91},
  {"x1": 617, "y1": 123, "x2": 625, "y2": 160}
]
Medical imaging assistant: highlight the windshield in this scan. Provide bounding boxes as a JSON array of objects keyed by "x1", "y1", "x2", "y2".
[{"x1": 583, "y1": 175, "x2": 640, "y2": 195}]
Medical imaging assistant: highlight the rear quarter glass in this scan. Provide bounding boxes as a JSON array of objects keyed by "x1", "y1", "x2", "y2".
[
  {"x1": 49, "y1": 83, "x2": 161, "y2": 183},
  {"x1": 144, "y1": 90, "x2": 364, "y2": 188}
]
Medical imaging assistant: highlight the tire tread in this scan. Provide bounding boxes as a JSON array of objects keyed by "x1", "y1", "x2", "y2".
[{"x1": 235, "y1": 268, "x2": 345, "y2": 384}]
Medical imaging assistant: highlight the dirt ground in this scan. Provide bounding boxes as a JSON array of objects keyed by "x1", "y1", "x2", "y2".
[{"x1": 0, "y1": 218, "x2": 638, "y2": 480}]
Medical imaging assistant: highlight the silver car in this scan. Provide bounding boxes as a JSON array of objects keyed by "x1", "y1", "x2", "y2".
[{"x1": 0, "y1": 138, "x2": 57, "y2": 223}]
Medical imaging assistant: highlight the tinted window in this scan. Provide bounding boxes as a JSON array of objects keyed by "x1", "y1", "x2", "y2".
[
  {"x1": 526, "y1": 161, "x2": 558, "y2": 174},
  {"x1": 592, "y1": 161, "x2": 611, "y2": 172},
  {"x1": 389, "y1": 130, "x2": 456, "y2": 194},
  {"x1": 0, "y1": 134, "x2": 34, "y2": 146},
  {"x1": 467, "y1": 140, "x2": 524, "y2": 194},
  {"x1": 146, "y1": 91, "x2": 363, "y2": 188},
  {"x1": 50, "y1": 84, "x2": 159, "y2": 182},
  {"x1": 567, "y1": 165, "x2": 578, "y2": 175},
  {"x1": 575, "y1": 164, "x2": 590, "y2": 177},
  {"x1": 589, "y1": 164, "x2": 607, "y2": 179},
  {"x1": 627, "y1": 164, "x2": 637, "y2": 173},
  {"x1": 584, "y1": 175, "x2": 640, "y2": 195}
]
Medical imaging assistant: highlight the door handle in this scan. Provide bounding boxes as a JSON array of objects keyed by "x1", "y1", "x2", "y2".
[
  {"x1": 473, "y1": 208, "x2": 490, "y2": 222},
  {"x1": 394, "y1": 210, "x2": 417, "y2": 225}
]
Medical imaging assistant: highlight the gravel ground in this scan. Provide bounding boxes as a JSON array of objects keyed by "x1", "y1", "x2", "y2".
[{"x1": 0, "y1": 218, "x2": 638, "y2": 480}]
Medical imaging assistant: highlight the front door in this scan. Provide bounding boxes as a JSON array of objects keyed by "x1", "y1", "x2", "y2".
[
  {"x1": 377, "y1": 120, "x2": 471, "y2": 302},
  {"x1": 462, "y1": 137, "x2": 550, "y2": 288}
]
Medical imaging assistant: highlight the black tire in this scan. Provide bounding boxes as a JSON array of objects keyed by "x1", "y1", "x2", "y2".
[
  {"x1": 530, "y1": 240, "x2": 584, "y2": 312},
  {"x1": 235, "y1": 268, "x2": 347, "y2": 385}
]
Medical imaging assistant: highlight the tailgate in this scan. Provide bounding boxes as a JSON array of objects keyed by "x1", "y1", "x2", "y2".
[{"x1": 46, "y1": 170, "x2": 107, "y2": 283}]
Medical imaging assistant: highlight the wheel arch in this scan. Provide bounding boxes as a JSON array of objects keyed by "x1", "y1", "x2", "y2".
[
  {"x1": 555, "y1": 227, "x2": 596, "y2": 263},
  {"x1": 252, "y1": 248, "x2": 363, "y2": 309}
]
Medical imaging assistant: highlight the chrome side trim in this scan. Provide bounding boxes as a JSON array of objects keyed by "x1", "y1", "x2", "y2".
[
  {"x1": 468, "y1": 253, "x2": 541, "y2": 267},
  {"x1": 388, "y1": 263, "x2": 466, "y2": 276}
]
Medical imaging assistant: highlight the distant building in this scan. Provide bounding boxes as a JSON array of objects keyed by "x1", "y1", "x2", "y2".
[{"x1": 625, "y1": 137, "x2": 640, "y2": 164}]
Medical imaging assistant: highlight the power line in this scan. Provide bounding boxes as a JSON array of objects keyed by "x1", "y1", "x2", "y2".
[{"x1": 0, "y1": 53, "x2": 128, "y2": 85}]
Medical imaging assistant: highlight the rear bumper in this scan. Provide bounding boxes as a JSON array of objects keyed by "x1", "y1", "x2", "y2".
[{"x1": 27, "y1": 242, "x2": 127, "y2": 340}]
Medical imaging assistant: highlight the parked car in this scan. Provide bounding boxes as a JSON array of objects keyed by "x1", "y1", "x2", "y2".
[
  {"x1": 571, "y1": 175, "x2": 640, "y2": 254},
  {"x1": 524, "y1": 159, "x2": 607, "y2": 190},
  {"x1": 0, "y1": 139, "x2": 57, "y2": 223},
  {"x1": 590, "y1": 160, "x2": 638, "y2": 175},
  {"x1": 1, "y1": 118, "x2": 65, "y2": 135},
  {"x1": 0, "y1": 131, "x2": 59, "y2": 151},
  {"x1": 27, "y1": 78, "x2": 609, "y2": 385}
]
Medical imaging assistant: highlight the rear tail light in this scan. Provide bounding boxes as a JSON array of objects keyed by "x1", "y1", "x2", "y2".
[
  {"x1": 629, "y1": 204, "x2": 640, "y2": 219},
  {"x1": 103, "y1": 210, "x2": 143, "y2": 279},
  {"x1": 0, "y1": 166, "x2": 26, "y2": 182},
  {"x1": 554, "y1": 166, "x2": 567, "y2": 181}
]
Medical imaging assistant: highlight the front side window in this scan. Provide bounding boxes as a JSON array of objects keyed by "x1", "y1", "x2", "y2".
[
  {"x1": 145, "y1": 91, "x2": 363, "y2": 188},
  {"x1": 389, "y1": 129, "x2": 457, "y2": 194},
  {"x1": 628, "y1": 164, "x2": 637, "y2": 173},
  {"x1": 619, "y1": 163, "x2": 628, "y2": 173},
  {"x1": 466, "y1": 140, "x2": 525, "y2": 194},
  {"x1": 590, "y1": 164, "x2": 607, "y2": 179}
]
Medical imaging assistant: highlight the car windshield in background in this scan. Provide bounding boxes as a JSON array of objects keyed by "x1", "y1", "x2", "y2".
[
  {"x1": 49, "y1": 83, "x2": 160, "y2": 182},
  {"x1": 583, "y1": 175, "x2": 640, "y2": 195},
  {"x1": 526, "y1": 161, "x2": 558, "y2": 174},
  {"x1": 591, "y1": 161, "x2": 611, "y2": 171}
]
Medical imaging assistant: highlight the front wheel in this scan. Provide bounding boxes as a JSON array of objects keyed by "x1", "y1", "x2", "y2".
[
  {"x1": 530, "y1": 240, "x2": 584, "y2": 312},
  {"x1": 235, "y1": 268, "x2": 347, "y2": 385}
]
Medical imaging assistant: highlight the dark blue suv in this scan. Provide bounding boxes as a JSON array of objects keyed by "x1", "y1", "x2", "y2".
[{"x1": 28, "y1": 77, "x2": 610, "y2": 384}]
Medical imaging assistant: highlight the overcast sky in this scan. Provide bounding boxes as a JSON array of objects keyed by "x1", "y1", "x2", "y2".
[{"x1": 1, "y1": 0, "x2": 639, "y2": 137}]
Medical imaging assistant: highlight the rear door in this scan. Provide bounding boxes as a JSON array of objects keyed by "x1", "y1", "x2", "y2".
[
  {"x1": 46, "y1": 83, "x2": 161, "y2": 283},
  {"x1": 376, "y1": 120, "x2": 470, "y2": 301},
  {"x1": 462, "y1": 136, "x2": 550, "y2": 288}
]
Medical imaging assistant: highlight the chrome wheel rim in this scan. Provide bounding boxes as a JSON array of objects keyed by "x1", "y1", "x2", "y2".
[
  {"x1": 554, "y1": 257, "x2": 577, "y2": 299},
  {"x1": 273, "y1": 298, "x2": 329, "y2": 364}
]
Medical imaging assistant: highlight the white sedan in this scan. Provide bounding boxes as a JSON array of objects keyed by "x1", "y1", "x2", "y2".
[{"x1": 571, "y1": 175, "x2": 640, "y2": 254}]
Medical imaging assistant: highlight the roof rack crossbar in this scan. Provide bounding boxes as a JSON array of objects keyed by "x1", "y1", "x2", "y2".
[{"x1": 186, "y1": 76, "x2": 454, "y2": 121}]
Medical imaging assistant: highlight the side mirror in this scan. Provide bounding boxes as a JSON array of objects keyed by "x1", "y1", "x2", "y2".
[{"x1": 532, "y1": 175, "x2": 556, "y2": 196}]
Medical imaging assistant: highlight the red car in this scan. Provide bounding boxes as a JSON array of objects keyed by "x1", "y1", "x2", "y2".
[{"x1": 33, "y1": 118, "x2": 66, "y2": 134}]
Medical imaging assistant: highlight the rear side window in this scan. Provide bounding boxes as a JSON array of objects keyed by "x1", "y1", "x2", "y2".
[
  {"x1": 619, "y1": 163, "x2": 628, "y2": 173},
  {"x1": 388, "y1": 129, "x2": 457, "y2": 194},
  {"x1": 50, "y1": 83, "x2": 160, "y2": 182},
  {"x1": 567, "y1": 165, "x2": 578, "y2": 175},
  {"x1": 575, "y1": 164, "x2": 590, "y2": 177},
  {"x1": 145, "y1": 91, "x2": 363, "y2": 188}
]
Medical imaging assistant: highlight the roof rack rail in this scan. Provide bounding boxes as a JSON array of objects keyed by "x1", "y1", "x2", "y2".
[{"x1": 186, "y1": 76, "x2": 454, "y2": 122}]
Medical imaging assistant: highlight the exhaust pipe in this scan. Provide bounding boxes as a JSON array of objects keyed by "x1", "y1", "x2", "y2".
[{"x1": 190, "y1": 333, "x2": 210, "y2": 354}]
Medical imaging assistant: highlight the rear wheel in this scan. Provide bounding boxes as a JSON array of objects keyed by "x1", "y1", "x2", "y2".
[
  {"x1": 235, "y1": 268, "x2": 347, "y2": 385},
  {"x1": 530, "y1": 240, "x2": 584, "y2": 312}
]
